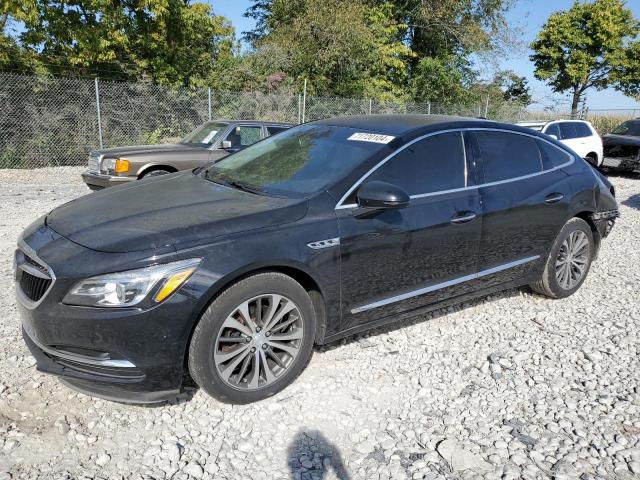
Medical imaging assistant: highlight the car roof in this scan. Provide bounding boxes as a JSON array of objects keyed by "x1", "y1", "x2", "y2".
[
  {"x1": 213, "y1": 120, "x2": 293, "y2": 126},
  {"x1": 517, "y1": 121, "x2": 546, "y2": 127},
  {"x1": 312, "y1": 114, "x2": 525, "y2": 137}
]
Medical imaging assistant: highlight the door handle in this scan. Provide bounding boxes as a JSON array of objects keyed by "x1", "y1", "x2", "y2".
[
  {"x1": 545, "y1": 193, "x2": 564, "y2": 204},
  {"x1": 450, "y1": 211, "x2": 477, "y2": 224}
]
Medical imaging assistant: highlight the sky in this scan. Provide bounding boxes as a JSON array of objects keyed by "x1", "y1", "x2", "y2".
[{"x1": 210, "y1": 0, "x2": 640, "y2": 112}]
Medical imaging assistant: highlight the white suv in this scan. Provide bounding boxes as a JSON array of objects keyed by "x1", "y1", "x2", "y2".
[{"x1": 518, "y1": 120, "x2": 603, "y2": 167}]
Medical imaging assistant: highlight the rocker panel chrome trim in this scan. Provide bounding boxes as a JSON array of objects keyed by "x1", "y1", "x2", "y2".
[{"x1": 351, "y1": 255, "x2": 541, "y2": 314}]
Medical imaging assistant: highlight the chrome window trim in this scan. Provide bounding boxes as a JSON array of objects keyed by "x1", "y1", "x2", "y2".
[
  {"x1": 15, "y1": 238, "x2": 56, "y2": 310},
  {"x1": 351, "y1": 254, "x2": 540, "y2": 314},
  {"x1": 335, "y1": 127, "x2": 575, "y2": 210}
]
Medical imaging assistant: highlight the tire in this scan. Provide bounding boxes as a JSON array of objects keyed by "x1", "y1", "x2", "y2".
[
  {"x1": 142, "y1": 169, "x2": 172, "y2": 178},
  {"x1": 530, "y1": 217, "x2": 594, "y2": 299},
  {"x1": 584, "y1": 154, "x2": 598, "y2": 168},
  {"x1": 188, "y1": 272, "x2": 316, "y2": 404}
]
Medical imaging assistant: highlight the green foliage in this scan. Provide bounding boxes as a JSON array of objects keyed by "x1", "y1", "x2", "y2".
[
  {"x1": 3, "y1": 0, "x2": 235, "y2": 87},
  {"x1": 588, "y1": 114, "x2": 636, "y2": 135},
  {"x1": 245, "y1": 0, "x2": 412, "y2": 99},
  {"x1": 531, "y1": 0, "x2": 640, "y2": 114},
  {"x1": 411, "y1": 56, "x2": 474, "y2": 106}
]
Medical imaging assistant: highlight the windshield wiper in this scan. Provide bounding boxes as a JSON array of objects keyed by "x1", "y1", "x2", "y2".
[
  {"x1": 226, "y1": 180, "x2": 266, "y2": 195},
  {"x1": 204, "y1": 171, "x2": 265, "y2": 195}
]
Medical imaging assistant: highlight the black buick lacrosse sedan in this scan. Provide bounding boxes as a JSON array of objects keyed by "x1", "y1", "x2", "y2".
[{"x1": 16, "y1": 115, "x2": 619, "y2": 404}]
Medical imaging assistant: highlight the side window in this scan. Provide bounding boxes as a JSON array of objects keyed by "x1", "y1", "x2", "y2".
[
  {"x1": 537, "y1": 140, "x2": 571, "y2": 170},
  {"x1": 544, "y1": 123, "x2": 560, "y2": 138},
  {"x1": 363, "y1": 132, "x2": 467, "y2": 196},
  {"x1": 575, "y1": 123, "x2": 592, "y2": 137},
  {"x1": 559, "y1": 122, "x2": 578, "y2": 139},
  {"x1": 475, "y1": 131, "x2": 542, "y2": 182},
  {"x1": 266, "y1": 126, "x2": 289, "y2": 136},
  {"x1": 225, "y1": 125, "x2": 262, "y2": 148}
]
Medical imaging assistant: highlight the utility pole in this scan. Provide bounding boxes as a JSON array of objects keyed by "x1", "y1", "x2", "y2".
[
  {"x1": 302, "y1": 79, "x2": 307, "y2": 123},
  {"x1": 94, "y1": 77, "x2": 103, "y2": 149}
]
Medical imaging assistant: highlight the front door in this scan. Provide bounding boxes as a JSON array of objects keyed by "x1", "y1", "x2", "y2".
[{"x1": 337, "y1": 131, "x2": 482, "y2": 332}]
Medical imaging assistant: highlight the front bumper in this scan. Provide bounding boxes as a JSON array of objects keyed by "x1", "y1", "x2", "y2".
[
  {"x1": 81, "y1": 171, "x2": 135, "y2": 190},
  {"x1": 16, "y1": 223, "x2": 205, "y2": 404}
]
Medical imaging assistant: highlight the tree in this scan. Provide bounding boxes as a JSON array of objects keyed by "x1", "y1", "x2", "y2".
[
  {"x1": 0, "y1": 0, "x2": 42, "y2": 73},
  {"x1": 531, "y1": 0, "x2": 640, "y2": 116},
  {"x1": 9, "y1": 0, "x2": 235, "y2": 86},
  {"x1": 410, "y1": 55, "x2": 475, "y2": 106},
  {"x1": 495, "y1": 70, "x2": 532, "y2": 105},
  {"x1": 243, "y1": 0, "x2": 412, "y2": 99}
]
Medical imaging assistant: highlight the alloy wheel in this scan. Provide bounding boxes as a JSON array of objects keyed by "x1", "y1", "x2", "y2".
[
  {"x1": 555, "y1": 230, "x2": 590, "y2": 290},
  {"x1": 214, "y1": 294, "x2": 304, "y2": 390}
]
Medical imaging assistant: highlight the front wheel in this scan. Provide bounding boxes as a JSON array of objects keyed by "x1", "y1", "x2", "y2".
[
  {"x1": 530, "y1": 217, "x2": 594, "y2": 299},
  {"x1": 188, "y1": 272, "x2": 316, "y2": 404}
]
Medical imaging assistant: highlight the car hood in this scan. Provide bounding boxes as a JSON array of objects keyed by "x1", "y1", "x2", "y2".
[
  {"x1": 602, "y1": 134, "x2": 640, "y2": 147},
  {"x1": 46, "y1": 172, "x2": 308, "y2": 253},
  {"x1": 93, "y1": 143, "x2": 206, "y2": 157}
]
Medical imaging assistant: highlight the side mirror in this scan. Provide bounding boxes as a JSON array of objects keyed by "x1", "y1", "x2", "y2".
[
  {"x1": 547, "y1": 134, "x2": 558, "y2": 140},
  {"x1": 357, "y1": 181, "x2": 410, "y2": 210},
  {"x1": 221, "y1": 140, "x2": 232, "y2": 149}
]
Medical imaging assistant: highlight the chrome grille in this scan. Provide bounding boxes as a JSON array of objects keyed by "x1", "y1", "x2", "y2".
[{"x1": 88, "y1": 153, "x2": 102, "y2": 173}]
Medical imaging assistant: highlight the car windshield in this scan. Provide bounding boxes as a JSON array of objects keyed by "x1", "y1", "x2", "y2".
[
  {"x1": 201, "y1": 124, "x2": 390, "y2": 197},
  {"x1": 611, "y1": 121, "x2": 640, "y2": 136},
  {"x1": 181, "y1": 121, "x2": 228, "y2": 145}
]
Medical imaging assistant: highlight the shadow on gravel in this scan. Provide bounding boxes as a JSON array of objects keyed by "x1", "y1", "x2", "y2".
[
  {"x1": 622, "y1": 193, "x2": 640, "y2": 210},
  {"x1": 287, "y1": 430, "x2": 351, "y2": 479}
]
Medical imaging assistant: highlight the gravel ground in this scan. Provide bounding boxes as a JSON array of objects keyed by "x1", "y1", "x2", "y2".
[{"x1": 0, "y1": 167, "x2": 639, "y2": 480}]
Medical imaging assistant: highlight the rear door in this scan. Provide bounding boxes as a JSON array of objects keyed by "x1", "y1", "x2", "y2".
[
  {"x1": 472, "y1": 129, "x2": 572, "y2": 288},
  {"x1": 559, "y1": 122, "x2": 589, "y2": 158},
  {"x1": 337, "y1": 131, "x2": 482, "y2": 331}
]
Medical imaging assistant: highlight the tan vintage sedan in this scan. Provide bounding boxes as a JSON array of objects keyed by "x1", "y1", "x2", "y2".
[{"x1": 81, "y1": 120, "x2": 292, "y2": 190}]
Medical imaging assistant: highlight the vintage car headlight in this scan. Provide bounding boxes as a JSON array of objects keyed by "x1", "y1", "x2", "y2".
[
  {"x1": 63, "y1": 259, "x2": 201, "y2": 307},
  {"x1": 100, "y1": 157, "x2": 130, "y2": 175}
]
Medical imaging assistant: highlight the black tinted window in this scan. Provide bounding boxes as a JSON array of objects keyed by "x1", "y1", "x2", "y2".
[
  {"x1": 575, "y1": 123, "x2": 592, "y2": 137},
  {"x1": 365, "y1": 132, "x2": 466, "y2": 195},
  {"x1": 537, "y1": 139, "x2": 570, "y2": 170},
  {"x1": 612, "y1": 121, "x2": 640, "y2": 136},
  {"x1": 544, "y1": 124, "x2": 560, "y2": 138},
  {"x1": 475, "y1": 131, "x2": 542, "y2": 182},
  {"x1": 266, "y1": 126, "x2": 289, "y2": 136},
  {"x1": 559, "y1": 122, "x2": 580, "y2": 139}
]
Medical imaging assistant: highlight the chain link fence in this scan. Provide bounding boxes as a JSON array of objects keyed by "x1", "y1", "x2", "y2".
[{"x1": 2, "y1": 72, "x2": 631, "y2": 169}]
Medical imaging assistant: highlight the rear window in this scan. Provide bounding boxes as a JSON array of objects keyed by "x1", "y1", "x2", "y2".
[
  {"x1": 537, "y1": 139, "x2": 571, "y2": 170},
  {"x1": 475, "y1": 131, "x2": 542, "y2": 183},
  {"x1": 560, "y1": 122, "x2": 591, "y2": 139},
  {"x1": 266, "y1": 126, "x2": 289, "y2": 136}
]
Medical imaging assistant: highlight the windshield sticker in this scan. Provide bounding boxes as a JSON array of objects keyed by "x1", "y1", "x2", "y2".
[{"x1": 347, "y1": 132, "x2": 395, "y2": 144}]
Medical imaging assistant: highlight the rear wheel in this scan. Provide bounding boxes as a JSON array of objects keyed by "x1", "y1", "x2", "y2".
[
  {"x1": 584, "y1": 154, "x2": 598, "y2": 167},
  {"x1": 188, "y1": 272, "x2": 316, "y2": 404},
  {"x1": 530, "y1": 217, "x2": 594, "y2": 299}
]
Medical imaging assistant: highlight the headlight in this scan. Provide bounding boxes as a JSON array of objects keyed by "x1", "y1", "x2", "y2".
[
  {"x1": 100, "y1": 158, "x2": 130, "y2": 175},
  {"x1": 63, "y1": 259, "x2": 200, "y2": 308}
]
